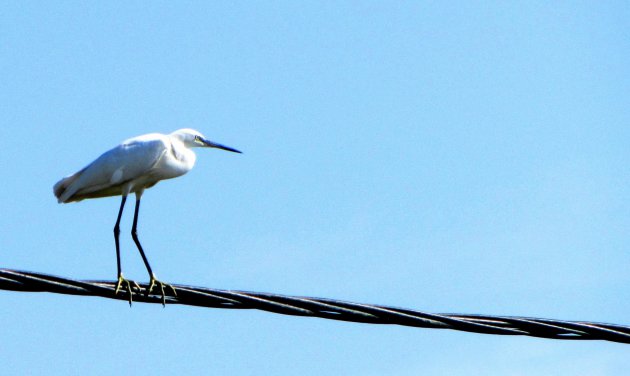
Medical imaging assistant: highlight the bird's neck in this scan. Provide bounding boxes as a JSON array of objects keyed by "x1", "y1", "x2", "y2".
[{"x1": 170, "y1": 140, "x2": 196, "y2": 170}]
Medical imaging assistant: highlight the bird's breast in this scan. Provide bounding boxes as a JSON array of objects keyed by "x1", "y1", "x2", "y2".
[{"x1": 153, "y1": 144, "x2": 196, "y2": 180}]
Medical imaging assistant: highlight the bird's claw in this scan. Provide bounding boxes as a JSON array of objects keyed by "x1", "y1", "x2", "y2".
[
  {"x1": 115, "y1": 274, "x2": 141, "y2": 306},
  {"x1": 146, "y1": 275, "x2": 177, "y2": 306}
]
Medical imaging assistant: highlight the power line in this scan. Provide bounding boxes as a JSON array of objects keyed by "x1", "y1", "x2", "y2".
[{"x1": 1, "y1": 268, "x2": 628, "y2": 344}]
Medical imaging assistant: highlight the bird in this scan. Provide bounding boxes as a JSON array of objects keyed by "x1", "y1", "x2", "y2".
[{"x1": 53, "y1": 128, "x2": 241, "y2": 305}]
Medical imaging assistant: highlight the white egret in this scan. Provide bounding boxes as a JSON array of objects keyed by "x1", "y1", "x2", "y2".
[{"x1": 53, "y1": 129, "x2": 241, "y2": 304}]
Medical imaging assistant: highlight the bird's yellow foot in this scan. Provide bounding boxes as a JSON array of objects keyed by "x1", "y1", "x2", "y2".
[
  {"x1": 146, "y1": 275, "x2": 177, "y2": 306},
  {"x1": 115, "y1": 274, "x2": 141, "y2": 306}
]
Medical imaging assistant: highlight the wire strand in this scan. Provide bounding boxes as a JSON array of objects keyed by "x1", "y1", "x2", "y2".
[{"x1": 1, "y1": 268, "x2": 628, "y2": 344}]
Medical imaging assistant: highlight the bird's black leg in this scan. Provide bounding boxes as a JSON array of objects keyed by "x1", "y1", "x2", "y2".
[
  {"x1": 113, "y1": 195, "x2": 139, "y2": 305},
  {"x1": 114, "y1": 195, "x2": 127, "y2": 279},
  {"x1": 131, "y1": 197, "x2": 176, "y2": 306},
  {"x1": 131, "y1": 197, "x2": 153, "y2": 277}
]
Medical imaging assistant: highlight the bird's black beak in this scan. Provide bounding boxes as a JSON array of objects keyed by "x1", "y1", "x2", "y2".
[{"x1": 202, "y1": 138, "x2": 242, "y2": 154}]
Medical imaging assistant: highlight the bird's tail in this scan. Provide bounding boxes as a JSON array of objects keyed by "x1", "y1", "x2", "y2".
[{"x1": 53, "y1": 169, "x2": 85, "y2": 203}]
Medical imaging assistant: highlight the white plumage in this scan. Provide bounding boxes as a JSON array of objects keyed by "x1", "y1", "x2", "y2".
[
  {"x1": 54, "y1": 128, "x2": 241, "y2": 304},
  {"x1": 54, "y1": 128, "x2": 240, "y2": 203}
]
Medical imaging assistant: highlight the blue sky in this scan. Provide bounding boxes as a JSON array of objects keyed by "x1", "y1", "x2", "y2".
[{"x1": 1, "y1": 2, "x2": 628, "y2": 374}]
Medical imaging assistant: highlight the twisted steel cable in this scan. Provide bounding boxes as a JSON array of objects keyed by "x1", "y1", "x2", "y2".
[{"x1": 1, "y1": 268, "x2": 628, "y2": 344}]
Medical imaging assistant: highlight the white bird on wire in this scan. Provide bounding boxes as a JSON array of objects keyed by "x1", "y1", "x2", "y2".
[{"x1": 53, "y1": 129, "x2": 241, "y2": 304}]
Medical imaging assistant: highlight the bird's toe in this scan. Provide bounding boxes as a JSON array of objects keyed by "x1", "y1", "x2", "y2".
[
  {"x1": 146, "y1": 275, "x2": 176, "y2": 306},
  {"x1": 115, "y1": 274, "x2": 140, "y2": 306}
]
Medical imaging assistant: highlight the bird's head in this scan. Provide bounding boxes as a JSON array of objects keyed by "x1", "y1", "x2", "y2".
[{"x1": 170, "y1": 128, "x2": 242, "y2": 153}]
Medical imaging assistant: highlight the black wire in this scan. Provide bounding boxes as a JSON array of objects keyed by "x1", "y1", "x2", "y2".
[{"x1": 1, "y1": 268, "x2": 628, "y2": 344}]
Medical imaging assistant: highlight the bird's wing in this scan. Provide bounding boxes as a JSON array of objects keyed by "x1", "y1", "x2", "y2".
[{"x1": 54, "y1": 138, "x2": 169, "y2": 203}]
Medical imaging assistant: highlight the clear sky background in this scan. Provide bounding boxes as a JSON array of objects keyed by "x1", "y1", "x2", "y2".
[{"x1": 1, "y1": 2, "x2": 628, "y2": 375}]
